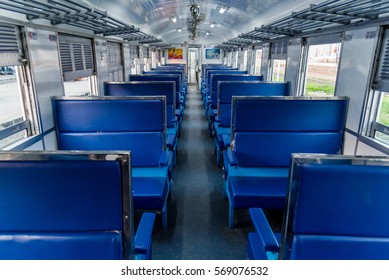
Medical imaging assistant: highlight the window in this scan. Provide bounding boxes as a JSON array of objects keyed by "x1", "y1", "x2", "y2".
[
  {"x1": 0, "y1": 66, "x2": 28, "y2": 148},
  {"x1": 151, "y1": 50, "x2": 157, "y2": 69},
  {"x1": 233, "y1": 51, "x2": 238, "y2": 68},
  {"x1": 242, "y1": 50, "x2": 248, "y2": 70},
  {"x1": 272, "y1": 60, "x2": 286, "y2": 81},
  {"x1": 254, "y1": 49, "x2": 262, "y2": 75},
  {"x1": 377, "y1": 93, "x2": 389, "y2": 127},
  {"x1": 142, "y1": 47, "x2": 150, "y2": 71},
  {"x1": 223, "y1": 50, "x2": 228, "y2": 65},
  {"x1": 129, "y1": 44, "x2": 139, "y2": 74},
  {"x1": 63, "y1": 76, "x2": 97, "y2": 96},
  {"x1": 228, "y1": 52, "x2": 233, "y2": 66},
  {"x1": 369, "y1": 28, "x2": 389, "y2": 147},
  {"x1": 0, "y1": 24, "x2": 36, "y2": 149},
  {"x1": 370, "y1": 91, "x2": 389, "y2": 146},
  {"x1": 143, "y1": 58, "x2": 149, "y2": 71},
  {"x1": 303, "y1": 43, "x2": 341, "y2": 96},
  {"x1": 58, "y1": 34, "x2": 97, "y2": 96},
  {"x1": 107, "y1": 41, "x2": 124, "y2": 82},
  {"x1": 270, "y1": 41, "x2": 287, "y2": 81}
]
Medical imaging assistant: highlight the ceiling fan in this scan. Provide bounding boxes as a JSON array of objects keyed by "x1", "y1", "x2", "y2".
[{"x1": 186, "y1": 0, "x2": 206, "y2": 41}]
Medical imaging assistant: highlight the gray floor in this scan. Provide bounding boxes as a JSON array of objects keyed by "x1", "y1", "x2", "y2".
[{"x1": 150, "y1": 83, "x2": 255, "y2": 260}]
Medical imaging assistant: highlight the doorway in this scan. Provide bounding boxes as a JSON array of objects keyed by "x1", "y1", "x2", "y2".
[{"x1": 188, "y1": 48, "x2": 199, "y2": 84}]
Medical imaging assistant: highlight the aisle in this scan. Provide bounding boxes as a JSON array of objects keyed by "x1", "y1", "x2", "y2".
[{"x1": 152, "y1": 83, "x2": 252, "y2": 260}]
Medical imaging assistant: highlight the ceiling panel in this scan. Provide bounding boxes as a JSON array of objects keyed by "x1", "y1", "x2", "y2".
[
  {"x1": 86, "y1": 0, "x2": 320, "y2": 44},
  {"x1": 3, "y1": 0, "x2": 388, "y2": 47}
]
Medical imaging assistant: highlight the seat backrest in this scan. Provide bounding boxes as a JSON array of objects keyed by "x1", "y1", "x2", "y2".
[
  {"x1": 143, "y1": 70, "x2": 185, "y2": 86},
  {"x1": 52, "y1": 96, "x2": 166, "y2": 167},
  {"x1": 153, "y1": 68, "x2": 186, "y2": 78},
  {"x1": 202, "y1": 65, "x2": 230, "y2": 78},
  {"x1": 130, "y1": 74, "x2": 181, "y2": 92},
  {"x1": 280, "y1": 154, "x2": 389, "y2": 260},
  {"x1": 129, "y1": 74, "x2": 181, "y2": 107},
  {"x1": 231, "y1": 96, "x2": 349, "y2": 167},
  {"x1": 206, "y1": 70, "x2": 247, "y2": 89},
  {"x1": 144, "y1": 70, "x2": 184, "y2": 78},
  {"x1": 209, "y1": 75, "x2": 263, "y2": 108},
  {"x1": 155, "y1": 65, "x2": 185, "y2": 70},
  {"x1": 104, "y1": 81, "x2": 176, "y2": 127},
  {"x1": 218, "y1": 81, "x2": 290, "y2": 126},
  {"x1": 0, "y1": 151, "x2": 132, "y2": 260}
]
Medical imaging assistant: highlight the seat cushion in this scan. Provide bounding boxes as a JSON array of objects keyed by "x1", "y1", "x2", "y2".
[
  {"x1": 132, "y1": 167, "x2": 169, "y2": 178},
  {"x1": 229, "y1": 175, "x2": 288, "y2": 209},
  {"x1": 132, "y1": 177, "x2": 168, "y2": 210}
]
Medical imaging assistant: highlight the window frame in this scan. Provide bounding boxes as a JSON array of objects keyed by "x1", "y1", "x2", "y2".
[
  {"x1": 270, "y1": 59, "x2": 287, "y2": 82},
  {"x1": 365, "y1": 27, "x2": 389, "y2": 148},
  {"x1": 227, "y1": 52, "x2": 233, "y2": 66},
  {"x1": 298, "y1": 33, "x2": 342, "y2": 97},
  {"x1": 367, "y1": 90, "x2": 389, "y2": 147},
  {"x1": 269, "y1": 40, "x2": 288, "y2": 82},
  {"x1": 58, "y1": 33, "x2": 95, "y2": 82},
  {"x1": 0, "y1": 24, "x2": 38, "y2": 149},
  {"x1": 233, "y1": 50, "x2": 238, "y2": 68},
  {"x1": 254, "y1": 48, "x2": 263, "y2": 76},
  {"x1": 59, "y1": 33, "x2": 98, "y2": 97},
  {"x1": 107, "y1": 40, "x2": 124, "y2": 82},
  {"x1": 242, "y1": 49, "x2": 248, "y2": 71}
]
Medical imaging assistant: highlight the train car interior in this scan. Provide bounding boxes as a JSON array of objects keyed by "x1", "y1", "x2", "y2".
[{"x1": 0, "y1": 0, "x2": 389, "y2": 260}]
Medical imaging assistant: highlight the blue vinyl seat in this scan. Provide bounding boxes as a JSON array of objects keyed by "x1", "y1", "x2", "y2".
[
  {"x1": 104, "y1": 81, "x2": 179, "y2": 164},
  {"x1": 200, "y1": 65, "x2": 230, "y2": 97},
  {"x1": 129, "y1": 74, "x2": 184, "y2": 135},
  {"x1": 206, "y1": 74, "x2": 263, "y2": 136},
  {"x1": 225, "y1": 96, "x2": 349, "y2": 228},
  {"x1": 248, "y1": 154, "x2": 389, "y2": 260},
  {"x1": 202, "y1": 69, "x2": 246, "y2": 109},
  {"x1": 0, "y1": 151, "x2": 156, "y2": 260},
  {"x1": 143, "y1": 70, "x2": 187, "y2": 99},
  {"x1": 52, "y1": 96, "x2": 172, "y2": 229},
  {"x1": 213, "y1": 81, "x2": 290, "y2": 167}
]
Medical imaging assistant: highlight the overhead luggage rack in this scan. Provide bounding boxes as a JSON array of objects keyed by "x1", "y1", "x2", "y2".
[
  {"x1": 0, "y1": 0, "x2": 170, "y2": 47},
  {"x1": 309, "y1": 0, "x2": 389, "y2": 20},
  {"x1": 218, "y1": 0, "x2": 389, "y2": 50}
]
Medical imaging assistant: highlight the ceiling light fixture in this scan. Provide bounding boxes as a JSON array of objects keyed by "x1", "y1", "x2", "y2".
[
  {"x1": 210, "y1": 22, "x2": 216, "y2": 28},
  {"x1": 170, "y1": 15, "x2": 178, "y2": 23},
  {"x1": 205, "y1": 31, "x2": 210, "y2": 36},
  {"x1": 177, "y1": 28, "x2": 182, "y2": 32},
  {"x1": 217, "y1": 5, "x2": 229, "y2": 14}
]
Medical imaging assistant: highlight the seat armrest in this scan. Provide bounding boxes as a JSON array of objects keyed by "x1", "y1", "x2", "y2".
[
  {"x1": 134, "y1": 212, "x2": 156, "y2": 257},
  {"x1": 214, "y1": 116, "x2": 221, "y2": 123},
  {"x1": 249, "y1": 208, "x2": 279, "y2": 253},
  {"x1": 171, "y1": 116, "x2": 178, "y2": 123},
  {"x1": 166, "y1": 135, "x2": 177, "y2": 150},
  {"x1": 209, "y1": 107, "x2": 216, "y2": 116},
  {"x1": 159, "y1": 151, "x2": 172, "y2": 166},
  {"x1": 222, "y1": 134, "x2": 231, "y2": 148},
  {"x1": 226, "y1": 150, "x2": 238, "y2": 166}
]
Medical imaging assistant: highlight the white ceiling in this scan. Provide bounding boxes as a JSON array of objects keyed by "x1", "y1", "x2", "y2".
[{"x1": 85, "y1": 0, "x2": 321, "y2": 45}]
